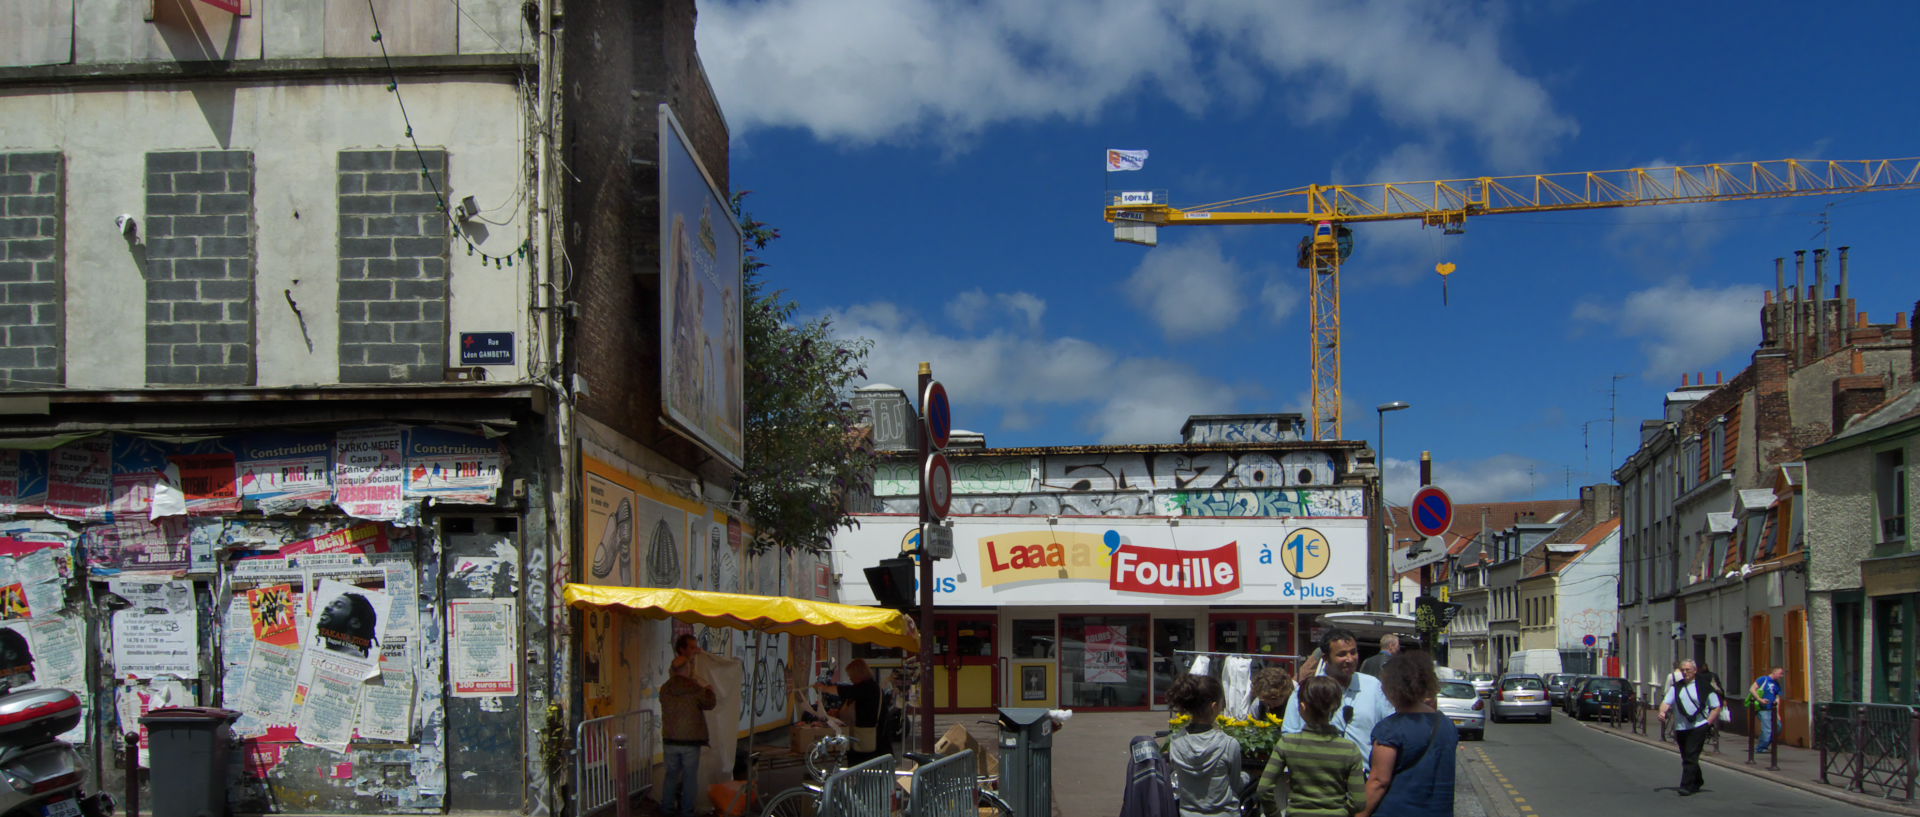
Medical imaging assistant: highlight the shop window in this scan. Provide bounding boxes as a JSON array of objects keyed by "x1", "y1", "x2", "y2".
[
  {"x1": 1835, "y1": 594, "x2": 1863, "y2": 702},
  {"x1": 1877, "y1": 449, "x2": 1907, "y2": 550},
  {"x1": 1010, "y1": 619, "x2": 1055, "y2": 659},
  {"x1": 1876, "y1": 598, "x2": 1908, "y2": 704},
  {"x1": 1060, "y1": 615, "x2": 1150, "y2": 709},
  {"x1": 1153, "y1": 618, "x2": 1196, "y2": 706}
]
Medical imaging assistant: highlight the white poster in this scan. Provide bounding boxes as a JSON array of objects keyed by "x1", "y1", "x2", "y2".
[
  {"x1": 303, "y1": 579, "x2": 391, "y2": 680},
  {"x1": 294, "y1": 657, "x2": 364, "y2": 752},
  {"x1": 332, "y1": 427, "x2": 406, "y2": 521},
  {"x1": 111, "y1": 610, "x2": 198, "y2": 678},
  {"x1": 357, "y1": 668, "x2": 413, "y2": 742},
  {"x1": 237, "y1": 642, "x2": 300, "y2": 730},
  {"x1": 28, "y1": 617, "x2": 82, "y2": 686},
  {"x1": 449, "y1": 598, "x2": 517, "y2": 697},
  {"x1": 1085, "y1": 624, "x2": 1129, "y2": 684}
]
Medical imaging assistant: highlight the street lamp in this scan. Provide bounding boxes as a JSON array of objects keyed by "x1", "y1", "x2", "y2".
[
  {"x1": 1376, "y1": 401, "x2": 1411, "y2": 492},
  {"x1": 1374, "y1": 401, "x2": 1409, "y2": 615}
]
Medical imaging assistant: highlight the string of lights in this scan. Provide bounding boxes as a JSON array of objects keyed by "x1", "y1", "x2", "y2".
[{"x1": 365, "y1": 0, "x2": 531, "y2": 270}]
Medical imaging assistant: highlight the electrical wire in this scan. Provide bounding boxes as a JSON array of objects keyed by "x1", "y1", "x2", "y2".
[{"x1": 364, "y1": 0, "x2": 531, "y2": 269}]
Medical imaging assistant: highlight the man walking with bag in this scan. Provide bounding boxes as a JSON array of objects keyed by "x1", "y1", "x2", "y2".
[
  {"x1": 1659, "y1": 660, "x2": 1724, "y2": 796},
  {"x1": 1749, "y1": 667, "x2": 1786, "y2": 753}
]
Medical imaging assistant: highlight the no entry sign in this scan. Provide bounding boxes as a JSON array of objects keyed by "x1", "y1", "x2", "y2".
[{"x1": 1409, "y1": 485, "x2": 1453, "y2": 538}]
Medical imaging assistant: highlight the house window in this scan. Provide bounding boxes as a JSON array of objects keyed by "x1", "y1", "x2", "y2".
[
  {"x1": 1709, "y1": 422, "x2": 1726, "y2": 477},
  {"x1": 1877, "y1": 449, "x2": 1907, "y2": 548}
]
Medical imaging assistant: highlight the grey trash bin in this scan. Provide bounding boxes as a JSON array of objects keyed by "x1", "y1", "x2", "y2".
[{"x1": 140, "y1": 706, "x2": 240, "y2": 817}]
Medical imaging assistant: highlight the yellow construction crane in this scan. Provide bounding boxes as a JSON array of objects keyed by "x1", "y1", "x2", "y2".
[{"x1": 1104, "y1": 157, "x2": 1920, "y2": 441}]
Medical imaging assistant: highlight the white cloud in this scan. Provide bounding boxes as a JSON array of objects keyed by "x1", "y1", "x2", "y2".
[
  {"x1": 699, "y1": 1, "x2": 1573, "y2": 164},
  {"x1": 1572, "y1": 281, "x2": 1761, "y2": 379},
  {"x1": 1382, "y1": 453, "x2": 1554, "y2": 505},
  {"x1": 1260, "y1": 276, "x2": 1302, "y2": 323},
  {"x1": 947, "y1": 288, "x2": 1046, "y2": 333},
  {"x1": 827, "y1": 295, "x2": 1246, "y2": 444},
  {"x1": 1122, "y1": 236, "x2": 1246, "y2": 340}
]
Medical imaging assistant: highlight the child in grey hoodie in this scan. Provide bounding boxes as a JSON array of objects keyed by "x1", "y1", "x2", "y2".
[{"x1": 1167, "y1": 674, "x2": 1247, "y2": 817}]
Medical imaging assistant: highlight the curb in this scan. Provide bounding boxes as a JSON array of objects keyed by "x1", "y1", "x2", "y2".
[
  {"x1": 1577, "y1": 719, "x2": 1920, "y2": 817},
  {"x1": 1457, "y1": 743, "x2": 1527, "y2": 817}
]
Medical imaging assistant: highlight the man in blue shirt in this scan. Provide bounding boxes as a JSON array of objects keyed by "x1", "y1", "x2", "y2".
[
  {"x1": 1749, "y1": 666, "x2": 1786, "y2": 753},
  {"x1": 1282, "y1": 628, "x2": 1395, "y2": 771}
]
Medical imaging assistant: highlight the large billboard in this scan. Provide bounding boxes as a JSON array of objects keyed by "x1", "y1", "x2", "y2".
[
  {"x1": 658, "y1": 104, "x2": 745, "y2": 468},
  {"x1": 834, "y1": 515, "x2": 1370, "y2": 607}
]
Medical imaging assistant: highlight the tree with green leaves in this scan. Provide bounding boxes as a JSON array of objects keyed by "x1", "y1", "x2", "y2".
[{"x1": 734, "y1": 193, "x2": 877, "y2": 553}]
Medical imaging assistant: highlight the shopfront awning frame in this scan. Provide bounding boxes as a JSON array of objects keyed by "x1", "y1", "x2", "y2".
[{"x1": 561, "y1": 584, "x2": 921, "y2": 652}]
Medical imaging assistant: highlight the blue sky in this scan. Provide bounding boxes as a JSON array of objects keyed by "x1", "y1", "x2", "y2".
[{"x1": 695, "y1": 2, "x2": 1920, "y2": 503}]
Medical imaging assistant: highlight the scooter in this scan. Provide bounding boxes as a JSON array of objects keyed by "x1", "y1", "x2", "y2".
[{"x1": 0, "y1": 687, "x2": 113, "y2": 817}]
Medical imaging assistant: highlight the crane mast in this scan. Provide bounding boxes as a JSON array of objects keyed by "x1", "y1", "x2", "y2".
[{"x1": 1105, "y1": 157, "x2": 1920, "y2": 440}]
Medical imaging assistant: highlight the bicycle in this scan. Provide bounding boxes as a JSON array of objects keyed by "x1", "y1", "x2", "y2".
[{"x1": 759, "y1": 733, "x2": 852, "y2": 817}]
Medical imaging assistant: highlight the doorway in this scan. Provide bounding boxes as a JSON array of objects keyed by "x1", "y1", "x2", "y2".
[{"x1": 933, "y1": 614, "x2": 998, "y2": 711}]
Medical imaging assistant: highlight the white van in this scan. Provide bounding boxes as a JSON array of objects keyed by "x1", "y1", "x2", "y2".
[{"x1": 1506, "y1": 649, "x2": 1563, "y2": 677}]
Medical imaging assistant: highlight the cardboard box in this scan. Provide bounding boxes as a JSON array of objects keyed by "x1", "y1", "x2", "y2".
[{"x1": 790, "y1": 722, "x2": 835, "y2": 756}]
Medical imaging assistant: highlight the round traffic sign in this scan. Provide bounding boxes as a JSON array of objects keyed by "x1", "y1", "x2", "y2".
[
  {"x1": 1583, "y1": 634, "x2": 1597, "y2": 647},
  {"x1": 923, "y1": 381, "x2": 952, "y2": 449},
  {"x1": 1409, "y1": 485, "x2": 1453, "y2": 538},
  {"x1": 924, "y1": 453, "x2": 953, "y2": 520}
]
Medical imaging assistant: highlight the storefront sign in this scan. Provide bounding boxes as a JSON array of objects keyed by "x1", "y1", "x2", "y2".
[
  {"x1": 838, "y1": 515, "x2": 1367, "y2": 606},
  {"x1": 1864, "y1": 552, "x2": 1920, "y2": 597}
]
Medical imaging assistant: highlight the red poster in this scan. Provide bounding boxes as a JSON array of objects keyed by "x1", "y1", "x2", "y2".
[
  {"x1": 171, "y1": 453, "x2": 241, "y2": 514},
  {"x1": 248, "y1": 584, "x2": 299, "y2": 648},
  {"x1": 281, "y1": 523, "x2": 389, "y2": 556},
  {"x1": 1085, "y1": 625, "x2": 1129, "y2": 684}
]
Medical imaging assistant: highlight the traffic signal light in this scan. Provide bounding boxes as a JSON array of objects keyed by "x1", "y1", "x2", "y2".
[{"x1": 864, "y1": 556, "x2": 917, "y2": 611}]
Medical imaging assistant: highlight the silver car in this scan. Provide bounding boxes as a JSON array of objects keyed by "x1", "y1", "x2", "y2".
[
  {"x1": 1437, "y1": 679, "x2": 1485, "y2": 740},
  {"x1": 1467, "y1": 672, "x2": 1496, "y2": 698},
  {"x1": 1490, "y1": 674, "x2": 1552, "y2": 723}
]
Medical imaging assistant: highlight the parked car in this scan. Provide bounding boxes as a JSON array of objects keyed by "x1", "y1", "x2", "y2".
[
  {"x1": 1547, "y1": 673, "x2": 1589, "y2": 705},
  {"x1": 1490, "y1": 674, "x2": 1551, "y2": 723},
  {"x1": 1571, "y1": 676, "x2": 1632, "y2": 721},
  {"x1": 1561, "y1": 676, "x2": 1590, "y2": 715},
  {"x1": 1468, "y1": 672, "x2": 1497, "y2": 698},
  {"x1": 1437, "y1": 679, "x2": 1485, "y2": 741}
]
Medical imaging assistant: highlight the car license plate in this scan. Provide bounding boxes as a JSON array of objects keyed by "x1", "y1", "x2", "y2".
[
  {"x1": 42, "y1": 797, "x2": 81, "y2": 817},
  {"x1": 1451, "y1": 718, "x2": 1468, "y2": 727},
  {"x1": 1517, "y1": 694, "x2": 1537, "y2": 700}
]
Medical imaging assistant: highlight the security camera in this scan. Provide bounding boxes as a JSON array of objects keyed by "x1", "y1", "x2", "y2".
[{"x1": 115, "y1": 214, "x2": 138, "y2": 239}]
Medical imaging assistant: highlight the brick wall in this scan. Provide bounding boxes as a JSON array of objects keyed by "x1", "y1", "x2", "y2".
[
  {"x1": 0, "y1": 153, "x2": 63, "y2": 389},
  {"x1": 336, "y1": 149, "x2": 449, "y2": 383},
  {"x1": 145, "y1": 150, "x2": 254, "y2": 386},
  {"x1": 564, "y1": 0, "x2": 728, "y2": 459}
]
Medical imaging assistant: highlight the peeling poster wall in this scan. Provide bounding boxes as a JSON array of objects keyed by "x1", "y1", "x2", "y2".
[{"x1": 0, "y1": 426, "x2": 527, "y2": 814}]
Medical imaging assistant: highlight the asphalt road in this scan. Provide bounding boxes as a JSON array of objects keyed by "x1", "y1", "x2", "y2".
[{"x1": 1468, "y1": 714, "x2": 1880, "y2": 816}]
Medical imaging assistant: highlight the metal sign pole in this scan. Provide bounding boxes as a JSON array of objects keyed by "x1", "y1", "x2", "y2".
[{"x1": 916, "y1": 362, "x2": 936, "y2": 753}]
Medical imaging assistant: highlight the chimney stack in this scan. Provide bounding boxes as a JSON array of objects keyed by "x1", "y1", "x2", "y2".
[
  {"x1": 1793, "y1": 250, "x2": 1806, "y2": 366},
  {"x1": 1813, "y1": 248, "x2": 1829, "y2": 359},
  {"x1": 1839, "y1": 245, "x2": 1851, "y2": 332}
]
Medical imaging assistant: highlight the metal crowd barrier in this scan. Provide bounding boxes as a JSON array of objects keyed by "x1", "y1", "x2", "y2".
[
  {"x1": 1817, "y1": 702, "x2": 1920, "y2": 800},
  {"x1": 574, "y1": 709, "x2": 657, "y2": 817},
  {"x1": 821, "y1": 753, "x2": 899, "y2": 817},
  {"x1": 908, "y1": 750, "x2": 976, "y2": 817}
]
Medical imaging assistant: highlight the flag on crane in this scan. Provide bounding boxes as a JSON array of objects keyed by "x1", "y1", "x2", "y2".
[{"x1": 1106, "y1": 149, "x2": 1148, "y2": 172}]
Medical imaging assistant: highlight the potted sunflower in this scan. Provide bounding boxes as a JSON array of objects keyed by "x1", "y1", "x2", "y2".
[{"x1": 1169, "y1": 712, "x2": 1284, "y2": 771}]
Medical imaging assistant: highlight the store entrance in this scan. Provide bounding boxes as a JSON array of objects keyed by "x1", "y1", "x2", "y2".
[{"x1": 933, "y1": 614, "x2": 998, "y2": 711}]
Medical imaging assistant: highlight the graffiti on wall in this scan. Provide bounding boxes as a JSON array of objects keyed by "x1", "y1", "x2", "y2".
[
  {"x1": 1167, "y1": 488, "x2": 1366, "y2": 518},
  {"x1": 1181, "y1": 417, "x2": 1304, "y2": 444},
  {"x1": 874, "y1": 451, "x2": 1337, "y2": 498}
]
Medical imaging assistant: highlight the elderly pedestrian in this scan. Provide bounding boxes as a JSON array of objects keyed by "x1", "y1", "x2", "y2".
[{"x1": 1658, "y1": 659, "x2": 1724, "y2": 796}]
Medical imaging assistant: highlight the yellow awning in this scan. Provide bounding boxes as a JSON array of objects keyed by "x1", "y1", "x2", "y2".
[{"x1": 562, "y1": 584, "x2": 920, "y2": 652}]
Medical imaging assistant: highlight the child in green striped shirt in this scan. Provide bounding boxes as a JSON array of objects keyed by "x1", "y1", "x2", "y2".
[{"x1": 1257, "y1": 676, "x2": 1366, "y2": 817}]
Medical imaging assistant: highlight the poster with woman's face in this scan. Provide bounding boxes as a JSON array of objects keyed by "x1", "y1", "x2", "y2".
[{"x1": 305, "y1": 578, "x2": 391, "y2": 679}]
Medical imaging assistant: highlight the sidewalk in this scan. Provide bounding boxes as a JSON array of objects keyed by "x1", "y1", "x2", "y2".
[{"x1": 1580, "y1": 714, "x2": 1920, "y2": 816}]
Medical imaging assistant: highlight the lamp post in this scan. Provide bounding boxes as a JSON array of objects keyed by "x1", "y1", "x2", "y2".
[{"x1": 1374, "y1": 401, "x2": 1409, "y2": 614}]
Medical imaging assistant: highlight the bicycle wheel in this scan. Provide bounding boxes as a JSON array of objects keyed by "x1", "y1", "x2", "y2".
[
  {"x1": 978, "y1": 788, "x2": 1014, "y2": 817},
  {"x1": 762, "y1": 787, "x2": 820, "y2": 817}
]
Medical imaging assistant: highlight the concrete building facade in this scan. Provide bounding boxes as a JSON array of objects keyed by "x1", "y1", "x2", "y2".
[
  {"x1": 0, "y1": 2, "x2": 786, "y2": 812},
  {"x1": 1615, "y1": 256, "x2": 1914, "y2": 748}
]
